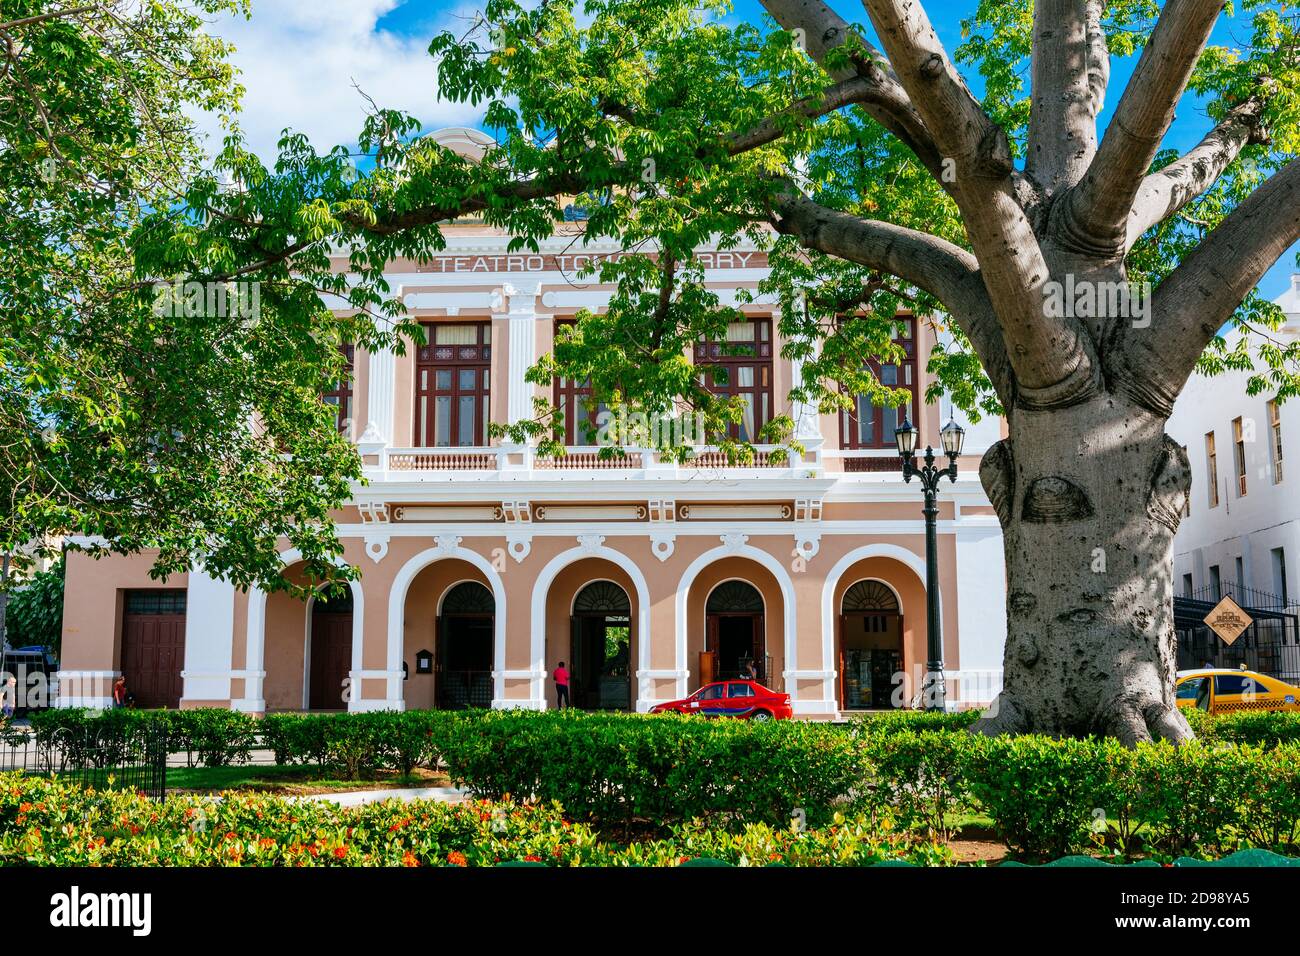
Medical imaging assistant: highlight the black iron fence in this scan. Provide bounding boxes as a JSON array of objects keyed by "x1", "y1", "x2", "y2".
[
  {"x1": 0, "y1": 725, "x2": 167, "y2": 800},
  {"x1": 1175, "y1": 594, "x2": 1300, "y2": 685}
]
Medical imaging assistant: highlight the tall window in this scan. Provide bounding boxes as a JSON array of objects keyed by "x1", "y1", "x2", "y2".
[
  {"x1": 415, "y1": 323, "x2": 491, "y2": 447},
  {"x1": 1273, "y1": 548, "x2": 1289, "y2": 607},
  {"x1": 1210, "y1": 565, "x2": 1222, "y2": 600},
  {"x1": 552, "y1": 319, "x2": 605, "y2": 446},
  {"x1": 1235, "y1": 556, "x2": 1245, "y2": 595},
  {"x1": 1205, "y1": 431, "x2": 1219, "y2": 508},
  {"x1": 840, "y1": 318, "x2": 919, "y2": 450},
  {"x1": 323, "y1": 344, "x2": 355, "y2": 432},
  {"x1": 1232, "y1": 416, "x2": 1247, "y2": 497},
  {"x1": 1182, "y1": 573, "x2": 1194, "y2": 598},
  {"x1": 696, "y1": 318, "x2": 773, "y2": 442},
  {"x1": 1269, "y1": 399, "x2": 1284, "y2": 483}
]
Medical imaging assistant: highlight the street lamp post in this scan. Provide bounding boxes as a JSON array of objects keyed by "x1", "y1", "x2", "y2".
[{"x1": 894, "y1": 414, "x2": 966, "y2": 711}]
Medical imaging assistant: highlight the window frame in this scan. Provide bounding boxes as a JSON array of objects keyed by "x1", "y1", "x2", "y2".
[
  {"x1": 323, "y1": 343, "x2": 355, "y2": 433},
  {"x1": 1232, "y1": 416, "x2": 1247, "y2": 497},
  {"x1": 1269, "y1": 399, "x2": 1284, "y2": 484},
  {"x1": 1206, "y1": 431, "x2": 1220, "y2": 508},
  {"x1": 414, "y1": 322, "x2": 492, "y2": 448},
  {"x1": 838, "y1": 317, "x2": 919, "y2": 451},
  {"x1": 695, "y1": 317, "x2": 774, "y2": 443}
]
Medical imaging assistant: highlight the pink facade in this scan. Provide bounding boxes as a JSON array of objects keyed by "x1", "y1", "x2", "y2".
[{"x1": 58, "y1": 129, "x2": 1008, "y2": 717}]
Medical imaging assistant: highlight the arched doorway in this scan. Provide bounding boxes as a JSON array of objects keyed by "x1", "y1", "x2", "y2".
[
  {"x1": 437, "y1": 581, "x2": 494, "y2": 709},
  {"x1": 839, "y1": 580, "x2": 903, "y2": 710},
  {"x1": 570, "y1": 581, "x2": 632, "y2": 711},
  {"x1": 308, "y1": 588, "x2": 354, "y2": 710},
  {"x1": 705, "y1": 580, "x2": 767, "y2": 684}
]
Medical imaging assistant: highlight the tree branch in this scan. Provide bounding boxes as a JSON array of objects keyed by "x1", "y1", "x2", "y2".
[
  {"x1": 1062, "y1": 0, "x2": 1225, "y2": 256},
  {"x1": 767, "y1": 183, "x2": 1015, "y2": 404},
  {"x1": 757, "y1": 0, "x2": 946, "y2": 180},
  {"x1": 861, "y1": 0, "x2": 1096, "y2": 404},
  {"x1": 1125, "y1": 96, "x2": 1268, "y2": 246},
  {"x1": 1109, "y1": 158, "x2": 1300, "y2": 417},
  {"x1": 1026, "y1": 0, "x2": 1103, "y2": 194}
]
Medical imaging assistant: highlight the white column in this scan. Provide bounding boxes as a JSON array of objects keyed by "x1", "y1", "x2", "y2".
[
  {"x1": 180, "y1": 567, "x2": 236, "y2": 705},
  {"x1": 953, "y1": 521, "x2": 1007, "y2": 707},
  {"x1": 503, "y1": 282, "x2": 539, "y2": 427},
  {"x1": 359, "y1": 344, "x2": 396, "y2": 448}
]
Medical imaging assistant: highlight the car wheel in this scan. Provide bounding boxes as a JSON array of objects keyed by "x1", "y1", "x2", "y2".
[{"x1": 750, "y1": 710, "x2": 773, "y2": 722}]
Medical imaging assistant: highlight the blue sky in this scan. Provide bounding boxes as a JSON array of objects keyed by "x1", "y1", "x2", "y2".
[{"x1": 209, "y1": 0, "x2": 1297, "y2": 300}]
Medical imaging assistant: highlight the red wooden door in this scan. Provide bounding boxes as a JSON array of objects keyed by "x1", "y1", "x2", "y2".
[
  {"x1": 121, "y1": 607, "x2": 186, "y2": 708},
  {"x1": 310, "y1": 612, "x2": 353, "y2": 710}
]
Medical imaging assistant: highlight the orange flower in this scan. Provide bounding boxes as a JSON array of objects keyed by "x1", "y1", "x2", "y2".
[
  {"x1": 334, "y1": 846, "x2": 348, "y2": 859},
  {"x1": 402, "y1": 851, "x2": 419, "y2": 867},
  {"x1": 447, "y1": 850, "x2": 468, "y2": 867}
]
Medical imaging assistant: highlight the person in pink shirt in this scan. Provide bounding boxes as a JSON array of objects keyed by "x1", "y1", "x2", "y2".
[{"x1": 554, "y1": 661, "x2": 570, "y2": 709}]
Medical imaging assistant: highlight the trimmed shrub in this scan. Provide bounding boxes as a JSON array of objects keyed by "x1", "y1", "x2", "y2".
[
  {"x1": 432, "y1": 709, "x2": 867, "y2": 830},
  {"x1": 858, "y1": 729, "x2": 976, "y2": 840},
  {"x1": 964, "y1": 735, "x2": 1108, "y2": 860}
]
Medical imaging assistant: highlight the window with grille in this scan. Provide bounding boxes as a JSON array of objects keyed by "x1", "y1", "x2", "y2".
[
  {"x1": 839, "y1": 318, "x2": 918, "y2": 449},
  {"x1": 123, "y1": 590, "x2": 187, "y2": 615},
  {"x1": 416, "y1": 323, "x2": 491, "y2": 447},
  {"x1": 695, "y1": 318, "x2": 773, "y2": 443}
]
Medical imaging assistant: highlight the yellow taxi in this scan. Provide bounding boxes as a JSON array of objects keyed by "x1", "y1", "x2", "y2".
[{"x1": 1175, "y1": 668, "x2": 1300, "y2": 715}]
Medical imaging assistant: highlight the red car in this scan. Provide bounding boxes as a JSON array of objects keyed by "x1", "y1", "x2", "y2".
[{"x1": 651, "y1": 680, "x2": 793, "y2": 720}]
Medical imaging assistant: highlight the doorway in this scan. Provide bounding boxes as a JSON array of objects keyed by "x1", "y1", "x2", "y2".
[
  {"x1": 436, "y1": 581, "x2": 494, "y2": 709},
  {"x1": 839, "y1": 580, "x2": 903, "y2": 710},
  {"x1": 308, "y1": 588, "x2": 353, "y2": 710},
  {"x1": 705, "y1": 580, "x2": 767, "y2": 683},
  {"x1": 570, "y1": 581, "x2": 632, "y2": 710}
]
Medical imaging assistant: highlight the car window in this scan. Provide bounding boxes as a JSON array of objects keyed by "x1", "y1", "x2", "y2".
[
  {"x1": 1176, "y1": 677, "x2": 1206, "y2": 701},
  {"x1": 728, "y1": 682, "x2": 752, "y2": 698},
  {"x1": 1215, "y1": 674, "x2": 1267, "y2": 696},
  {"x1": 697, "y1": 684, "x2": 724, "y2": 701}
]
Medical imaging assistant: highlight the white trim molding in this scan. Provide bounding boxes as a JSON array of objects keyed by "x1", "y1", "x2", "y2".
[
  {"x1": 531, "y1": 541, "x2": 653, "y2": 711},
  {"x1": 387, "y1": 543, "x2": 508, "y2": 710}
]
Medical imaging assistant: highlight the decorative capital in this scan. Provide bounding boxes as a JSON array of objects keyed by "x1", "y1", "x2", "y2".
[{"x1": 434, "y1": 534, "x2": 463, "y2": 557}]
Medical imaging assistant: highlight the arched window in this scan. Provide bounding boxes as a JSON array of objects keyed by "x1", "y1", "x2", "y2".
[
  {"x1": 573, "y1": 581, "x2": 631, "y2": 615},
  {"x1": 441, "y1": 581, "x2": 495, "y2": 614},
  {"x1": 842, "y1": 580, "x2": 900, "y2": 613},
  {"x1": 706, "y1": 580, "x2": 764, "y2": 613}
]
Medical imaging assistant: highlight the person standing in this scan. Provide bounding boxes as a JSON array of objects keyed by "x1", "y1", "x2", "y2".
[
  {"x1": 112, "y1": 675, "x2": 128, "y2": 709},
  {"x1": 554, "y1": 661, "x2": 570, "y2": 709}
]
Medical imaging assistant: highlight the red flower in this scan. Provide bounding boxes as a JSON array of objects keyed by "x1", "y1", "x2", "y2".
[
  {"x1": 447, "y1": 850, "x2": 468, "y2": 867},
  {"x1": 334, "y1": 846, "x2": 348, "y2": 859},
  {"x1": 523, "y1": 855, "x2": 542, "y2": 862}
]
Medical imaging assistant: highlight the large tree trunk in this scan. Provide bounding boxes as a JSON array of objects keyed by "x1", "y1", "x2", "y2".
[{"x1": 972, "y1": 396, "x2": 1195, "y2": 744}]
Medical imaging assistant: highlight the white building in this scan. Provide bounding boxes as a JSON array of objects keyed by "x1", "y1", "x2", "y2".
[{"x1": 1167, "y1": 275, "x2": 1300, "y2": 612}]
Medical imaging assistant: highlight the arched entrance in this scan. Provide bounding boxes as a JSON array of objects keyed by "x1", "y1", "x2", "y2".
[
  {"x1": 308, "y1": 588, "x2": 353, "y2": 710},
  {"x1": 705, "y1": 580, "x2": 767, "y2": 684},
  {"x1": 839, "y1": 580, "x2": 903, "y2": 710},
  {"x1": 570, "y1": 581, "x2": 632, "y2": 710},
  {"x1": 436, "y1": 581, "x2": 494, "y2": 709}
]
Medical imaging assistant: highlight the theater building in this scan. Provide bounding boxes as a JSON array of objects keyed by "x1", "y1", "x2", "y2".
[{"x1": 56, "y1": 129, "x2": 1007, "y2": 718}]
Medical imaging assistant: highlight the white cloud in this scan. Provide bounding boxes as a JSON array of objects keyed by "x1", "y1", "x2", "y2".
[{"x1": 198, "y1": 0, "x2": 485, "y2": 161}]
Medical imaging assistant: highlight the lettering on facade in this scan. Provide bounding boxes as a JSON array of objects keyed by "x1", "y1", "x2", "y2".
[{"x1": 417, "y1": 251, "x2": 764, "y2": 274}]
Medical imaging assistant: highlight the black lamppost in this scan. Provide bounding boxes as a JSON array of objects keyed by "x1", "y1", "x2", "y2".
[{"x1": 894, "y1": 414, "x2": 966, "y2": 711}]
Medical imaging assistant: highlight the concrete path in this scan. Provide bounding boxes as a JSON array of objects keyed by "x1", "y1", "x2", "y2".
[{"x1": 290, "y1": 786, "x2": 470, "y2": 807}]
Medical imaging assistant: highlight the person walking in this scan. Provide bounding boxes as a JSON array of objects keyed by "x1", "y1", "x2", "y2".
[{"x1": 554, "y1": 661, "x2": 570, "y2": 709}]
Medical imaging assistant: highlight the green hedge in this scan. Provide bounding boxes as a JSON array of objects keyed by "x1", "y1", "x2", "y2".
[
  {"x1": 0, "y1": 772, "x2": 948, "y2": 867},
  {"x1": 431, "y1": 710, "x2": 867, "y2": 830}
]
